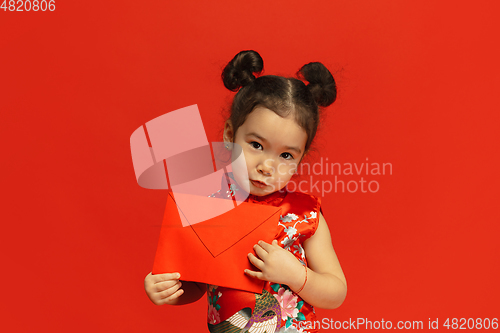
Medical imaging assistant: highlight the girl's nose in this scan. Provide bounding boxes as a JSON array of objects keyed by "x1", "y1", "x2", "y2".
[{"x1": 257, "y1": 158, "x2": 274, "y2": 176}]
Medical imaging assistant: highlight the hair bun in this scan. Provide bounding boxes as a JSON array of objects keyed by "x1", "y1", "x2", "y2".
[
  {"x1": 298, "y1": 62, "x2": 337, "y2": 107},
  {"x1": 222, "y1": 50, "x2": 264, "y2": 91}
]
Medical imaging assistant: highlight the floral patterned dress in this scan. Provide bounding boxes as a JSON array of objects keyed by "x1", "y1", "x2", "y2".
[{"x1": 206, "y1": 178, "x2": 322, "y2": 333}]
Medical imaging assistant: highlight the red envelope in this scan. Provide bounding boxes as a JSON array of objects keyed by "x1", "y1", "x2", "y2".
[{"x1": 152, "y1": 191, "x2": 282, "y2": 293}]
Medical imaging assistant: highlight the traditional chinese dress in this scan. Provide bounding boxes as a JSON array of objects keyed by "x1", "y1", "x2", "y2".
[{"x1": 207, "y1": 176, "x2": 322, "y2": 333}]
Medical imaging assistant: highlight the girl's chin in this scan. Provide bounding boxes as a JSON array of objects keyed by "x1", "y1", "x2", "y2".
[
  {"x1": 249, "y1": 190, "x2": 272, "y2": 196},
  {"x1": 248, "y1": 183, "x2": 280, "y2": 196}
]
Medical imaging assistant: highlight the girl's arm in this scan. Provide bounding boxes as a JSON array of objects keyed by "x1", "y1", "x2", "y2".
[
  {"x1": 144, "y1": 272, "x2": 207, "y2": 306},
  {"x1": 296, "y1": 213, "x2": 347, "y2": 309},
  {"x1": 246, "y1": 213, "x2": 347, "y2": 309}
]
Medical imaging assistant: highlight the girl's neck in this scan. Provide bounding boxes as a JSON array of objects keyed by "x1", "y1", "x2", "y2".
[{"x1": 247, "y1": 189, "x2": 288, "y2": 205}]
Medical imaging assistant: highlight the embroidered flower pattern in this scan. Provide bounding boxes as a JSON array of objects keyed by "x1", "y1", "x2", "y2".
[
  {"x1": 207, "y1": 304, "x2": 221, "y2": 324},
  {"x1": 281, "y1": 235, "x2": 298, "y2": 250},
  {"x1": 207, "y1": 286, "x2": 222, "y2": 325},
  {"x1": 293, "y1": 244, "x2": 305, "y2": 261},
  {"x1": 281, "y1": 213, "x2": 299, "y2": 223},
  {"x1": 284, "y1": 226, "x2": 297, "y2": 238},
  {"x1": 271, "y1": 284, "x2": 307, "y2": 330},
  {"x1": 273, "y1": 287, "x2": 299, "y2": 321},
  {"x1": 226, "y1": 183, "x2": 238, "y2": 197},
  {"x1": 207, "y1": 182, "x2": 239, "y2": 198},
  {"x1": 278, "y1": 212, "x2": 315, "y2": 253}
]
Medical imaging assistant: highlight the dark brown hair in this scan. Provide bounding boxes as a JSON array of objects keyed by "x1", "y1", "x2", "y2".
[{"x1": 222, "y1": 50, "x2": 337, "y2": 153}]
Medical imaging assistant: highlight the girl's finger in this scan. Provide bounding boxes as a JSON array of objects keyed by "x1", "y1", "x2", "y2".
[
  {"x1": 257, "y1": 240, "x2": 274, "y2": 251},
  {"x1": 244, "y1": 269, "x2": 264, "y2": 280},
  {"x1": 154, "y1": 272, "x2": 181, "y2": 282},
  {"x1": 247, "y1": 252, "x2": 265, "y2": 270},
  {"x1": 160, "y1": 288, "x2": 185, "y2": 305},
  {"x1": 253, "y1": 243, "x2": 268, "y2": 259},
  {"x1": 155, "y1": 279, "x2": 180, "y2": 292},
  {"x1": 158, "y1": 281, "x2": 182, "y2": 300}
]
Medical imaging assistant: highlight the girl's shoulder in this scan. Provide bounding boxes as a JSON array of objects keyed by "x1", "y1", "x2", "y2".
[{"x1": 282, "y1": 190, "x2": 321, "y2": 212}]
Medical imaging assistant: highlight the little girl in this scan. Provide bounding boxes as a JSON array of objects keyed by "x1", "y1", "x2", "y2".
[{"x1": 144, "y1": 50, "x2": 347, "y2": 333}]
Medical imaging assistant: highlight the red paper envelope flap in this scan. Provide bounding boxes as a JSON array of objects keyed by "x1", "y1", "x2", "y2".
[{"x1": 173, "y1": 192, "x2": 282, "y2": 258}]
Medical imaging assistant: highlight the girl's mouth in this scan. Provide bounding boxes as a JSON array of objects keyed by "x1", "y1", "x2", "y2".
[{"x1": 250, "y1": 179, "x2": 268, "y2": 189}]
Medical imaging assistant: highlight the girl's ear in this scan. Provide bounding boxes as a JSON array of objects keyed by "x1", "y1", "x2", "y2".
[{"x1": 223, "y1": 119, "x2": 234, "y2": 143}]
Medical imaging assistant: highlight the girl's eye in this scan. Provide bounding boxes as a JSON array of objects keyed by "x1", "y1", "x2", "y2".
[
  {"x1": 250, "y1": 141, "x2": 262, "y2": 150},
  {"x1": 281, "y1": 152, "x2": 294, "y2": 160}
]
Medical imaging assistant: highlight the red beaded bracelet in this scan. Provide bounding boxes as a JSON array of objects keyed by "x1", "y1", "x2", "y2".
[{"x1": 296, "y1": 265, "x2": 308, "y2": 294}]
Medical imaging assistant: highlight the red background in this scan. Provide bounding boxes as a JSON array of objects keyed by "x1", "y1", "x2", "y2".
[{"x1": 2, "y1": 0, "x2": 499, "y2": 331}]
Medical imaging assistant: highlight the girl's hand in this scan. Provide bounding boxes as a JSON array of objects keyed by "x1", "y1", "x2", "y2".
[
  {"x1": 144, "y1": 272, "x2": 184, "y2": 305},
  {"x1": 245, "y1": 240, "x2": 305, "y2": 289}
]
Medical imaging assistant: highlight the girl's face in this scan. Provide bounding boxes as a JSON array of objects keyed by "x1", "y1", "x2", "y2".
[{"x1": 224, "y1": 106, "x2": 308, "y2": 196}]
